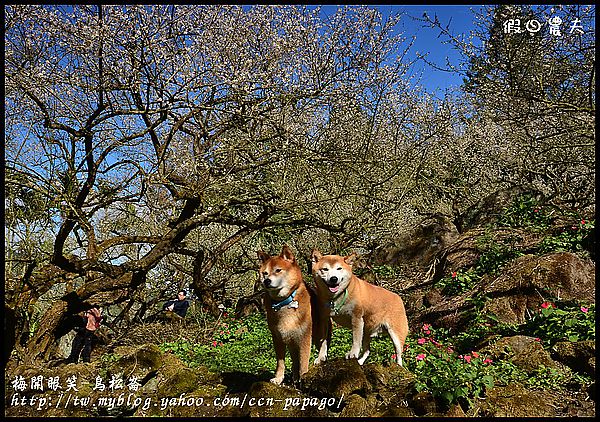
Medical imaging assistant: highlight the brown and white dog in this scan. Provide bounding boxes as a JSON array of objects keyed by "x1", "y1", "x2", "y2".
[
  {"x1": 311, "y1": 250, "x2": 409, "y2": 365},
  {"x1": 257, "y1": 245, "x2": 329, "y2": 385}
]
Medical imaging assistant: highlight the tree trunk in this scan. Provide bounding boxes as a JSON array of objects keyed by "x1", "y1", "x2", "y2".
[
  {"x1": 22, "y1": 271, "x2": 143, "y2": 363},
  {"x1": 191, "y1": 250, "x2": 221, "y2": 316},
  {"x1": 23, "y1": 301, "x2": 69, "y2": 364}
]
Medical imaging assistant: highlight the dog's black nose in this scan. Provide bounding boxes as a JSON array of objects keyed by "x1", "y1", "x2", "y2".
[
  {"x1": 263, "y1": 278, "x2": 272, "y2": 287},
  {"x1": 329, "y1": 276, "x2": 338, "y2": 285}
]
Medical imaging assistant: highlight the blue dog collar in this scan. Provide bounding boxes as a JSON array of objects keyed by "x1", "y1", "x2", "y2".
[{"x1": 271, "y1": 289, "x2": 297, "y2": 311}]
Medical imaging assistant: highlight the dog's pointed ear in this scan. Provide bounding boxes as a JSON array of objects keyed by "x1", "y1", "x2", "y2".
[
  {"x1": 311, "y1": 249, "x2": 323, "y2": 264},
  {"x1": 257, "y1": 250, "x2": 270, "y2": 264},
  {"x1": 280, "y1": 244, "x2": 295, "y2": 262},
  {"x1": 344, "y1": 252, "x2": 358, "y2": 266}
]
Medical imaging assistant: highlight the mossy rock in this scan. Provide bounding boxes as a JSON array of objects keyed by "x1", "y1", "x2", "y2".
[
  {"x1": 374, "y1": 401, "x2": 415, "y2": 417},
  {"x1": 135, "y1": 366, "x2": 230, "y2": 418},
  {"x1": 157, "y1": 366, "x2": 201, "y2": 397},
  {"x1": 138, "y1": 390, "x2": 240, "y2": 417},
  {"x1": 482, "y1": 253, "x2": 595, "y2": 303},
  {"x1": 5, "y1": 362, "x2": 111, "y2": 418},
  {"x1": 363, "y1": 362, "x2": 415, "y2": 392},
  {"x1": 445, "y1": 403, "x2": 467, "y2": 417},
  {"x1": 244, "y1": 381, "x2": 334, "y2": 417},
  {"x1": 408, "y1": 390, "x2": 439, "y2": 416},
  {"x1": 473, "y1": 383, "x2": 557, "y2": 417},
  {"x1": 339, "y1": 393, "x2": 378, "y2": 417},
  {"x1": 481, "y1": 335, "x2": 560, "y2": 373},
  {"x1": 303, "y1": 358, "x2": 370, "y2": 399},
  {"x1": 552, "y1": 340, "x2": 595, "y2": 376},
  {"x1": 110, "y1": 344, "x2": 165, "y2": 381}
]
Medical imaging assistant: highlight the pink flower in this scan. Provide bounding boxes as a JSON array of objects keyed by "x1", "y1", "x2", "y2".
[
  {"x1": 534, "y1": 208, "x2": 539, "y2": 213},
  {"x1": 391, "y1": 353, "x2": 397, "y2": 360},
  {"x1": 581, "y1": 306, "x2": 588, "y2": 313},
  {"x1": 483, "y1": 358, "x2": 493, "y2": 365},
  {"x1": 212, "y1": 341, "x2": 217, "y2": 347},
  {"x1": 452, "y1": 272, "x2": 457, "y2": 278},
  {"x1": 534, "y1": 338, "x2": 541, "y2": 342},
  {"x1": 541, "y1": 301, "x2": 555, "y2": 309},
  {"x1": 417, "y1": 338, "x2": 427, "y2": 345},
  {"x1": 581, "y1": 219, "x2": 586, "y2": 225},
  {"x1": 447, "y1": 347, "x2": 454, "y2": 354},
  {"x1": 416, "y1": 353, "x2": 426, "y2": 361},
  {"x1": 463, "y1": 355, "x2": 472, "y2": 363},
  {"x1": 472, "y1": 351, "x2": 479, "y2": 358}
]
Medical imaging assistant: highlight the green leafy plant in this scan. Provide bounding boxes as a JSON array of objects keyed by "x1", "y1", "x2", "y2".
[
  {"x1": 159, "y1": 339, "x2": 204, "y2": 362},
  {"x1": 209, "y1": 311, "x2": 248, "y2": 345},
  {"x1": 404, "y1": 323, "x2": 497, "y2": 409},
  {"x1": 523, "y1": 302, "x2": 595, "y2": 347},
  {"x1": 371, "y1": 265, "x2": 404, "y2": 278},
  {"x1": 194, "y1": 311, "x2": 286, "y2": 374},
  {"x1": 497, "y1": 194, "x2": 552, "y2": 229},
  {"x1": 437, "y1": 269, "x2": 480, "y2": 296},
  {"x1": 98, "y1": 353, "x2": 120, "y2": 378},
  {"x1": 538, "y1": 219, "x2": 594, "y2": 254},
  {"x1": 476, "y1": 241, "x2": 524, "y2": 275},
  {"x1": 526, "y1": 365, "x2": 587, "y2": 390}
]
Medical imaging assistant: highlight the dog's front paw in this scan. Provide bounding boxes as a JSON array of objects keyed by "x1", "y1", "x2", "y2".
[
  {"x1": 345, "y1": 350, "x2": 359, "y2": 360},
  {"x1": 313, "y1": 355, "x2": 327, "y2": 365},
  {"x1": 270, "y1": 376, "x2": 284, "y2": 385}
]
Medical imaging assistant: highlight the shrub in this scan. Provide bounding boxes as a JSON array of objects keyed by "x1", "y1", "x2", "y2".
[
  {"x1": 538, "y1": 218, "x2": 595, "y2": 254},
  {"x1": 522, "y1": 301, "x2": 595, "y2": 347},
  {"x1": 437, "y1": 269, "x2": 480, "y2": 296},
  {"x1": 497, "y1": 194, "x2": 552, "y2": 229},
  {"x1": 403, "y1": 323, "x2": 497, "y2": 408}
]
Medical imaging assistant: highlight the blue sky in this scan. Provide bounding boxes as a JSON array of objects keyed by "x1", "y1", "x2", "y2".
[
  {"x1": 317, "y1": 5, "x2": 485, "y2": 96},
  {"x1": 399, "y1": 5, "x2": 485, "y2": 94}
]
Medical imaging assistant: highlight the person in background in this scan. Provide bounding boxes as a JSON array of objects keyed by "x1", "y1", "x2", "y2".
[
  {"x1": 67, "y1": 305, "x2": 102, "y2": 363},
  {"x1": 162, "y1": 290, "x2": 190, "y2": 318}
]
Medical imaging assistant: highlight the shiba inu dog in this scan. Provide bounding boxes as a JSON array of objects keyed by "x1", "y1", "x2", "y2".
[
  {"x1": 257, "y1": 245, "x2": 329, "y2": 385},
  {"x1": 311, "y1": 249, "x2": 409, "y2": 366}
]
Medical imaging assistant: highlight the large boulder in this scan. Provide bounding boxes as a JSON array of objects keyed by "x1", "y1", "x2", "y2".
[
  {"x1": 480, "y1": 335, "x2": 561, "y2": 373},
  {"x1": 302, "y1": 358, "x2": 416, "y2": 416},
  {"x1": 370, "y1": 215, "x2": 460, "y2": 288},
  {"x1": 412, "y1": 252, "x2": 595, "y2": 330},
  {"x1": 551, "y1": 340, "x2": 595, "y2": 376},
  {"x1": 243, "y1": 381, "x2": 335, "y2": 417},
  {"x1": 473, "y1": 383, "x2": 559, "y2": 417},
  {"x1": 481, "y1": 252, "x2": 595, "y2": 324},
  {"x1": 483, "y1": 253, "x2": 594, "y2": 304},
  {"x1": 303, "y1": 358, "x2": 371, "y2": 398},
  {"x1": 373, "y1": 215, "x2": 460, "y2": 268},
  {"x1": 472, "y1": 382, "x2": 595, "y2": 417}
]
